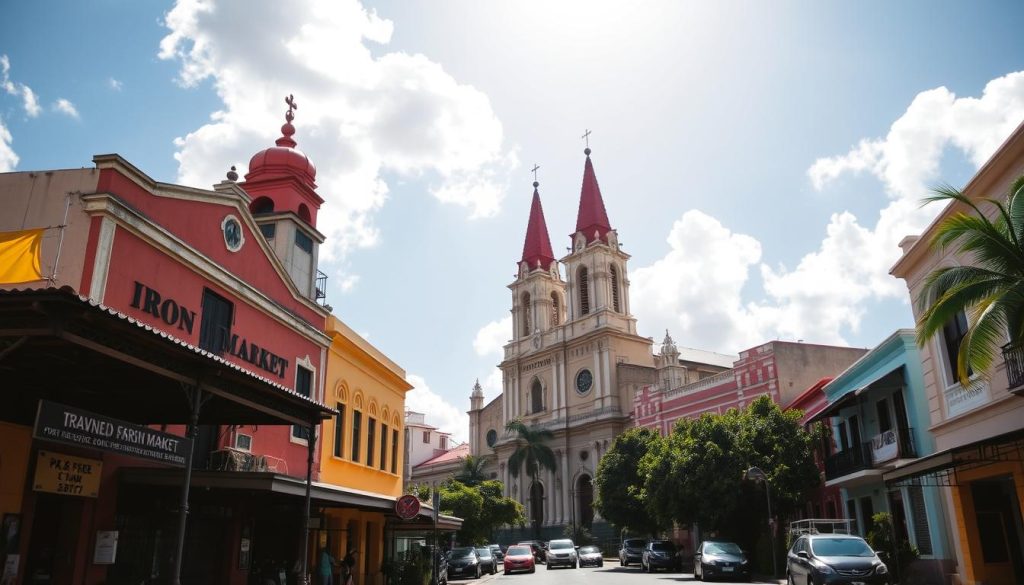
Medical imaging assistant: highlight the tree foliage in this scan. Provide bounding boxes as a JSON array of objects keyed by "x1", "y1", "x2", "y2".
[
  {"x1": 917, "y1": 175, "x2": 1024, "y2": 384},
  {"x1": 504, "y1": 419, "x2": 556, "y2": 481},
  {"x1": 438, "y1": 479, "x2": 525, "y2": 545},
  {"x1": 594, "y1": 427, "x2": 666, "y2": 536},
  {"x1": 454, "y1": 455, "x2": 489, "y2": 487},
  {"x1": 638, "y1": 396, "x2": 821, "y2": 552}
]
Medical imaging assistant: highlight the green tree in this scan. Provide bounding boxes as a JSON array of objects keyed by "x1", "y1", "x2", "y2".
[
  {"x1": 438, "y1": 479, "x2": 525, "y2": 545},
  {"x1": 504, "y1": 418, "x2": 557, "y2": 537},
  {"x1": 594, "y1": 427, "x2": 666, "y2": 536},
  {"x1": 916, "y1": 176, "x2": 1024, "y2": 384},
  {"x1": 453, "y1": 454, "x2": 489, "y2": 487}
]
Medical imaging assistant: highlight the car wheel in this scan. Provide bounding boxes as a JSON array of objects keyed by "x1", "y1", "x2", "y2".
[
  {"x1": 573, "y1": 561, "x2": 578, "y2": 569},
  {"x1": 503, "y1": 570, "x2": 509, "y2": 576},
  {"x1": 529, "y1": 566, "x2": 535, "y2": 573}
]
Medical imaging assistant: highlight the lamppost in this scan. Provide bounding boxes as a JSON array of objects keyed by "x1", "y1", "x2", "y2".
[{"x1": 743, "y1": 466, "x2": 777, "y2": 578}]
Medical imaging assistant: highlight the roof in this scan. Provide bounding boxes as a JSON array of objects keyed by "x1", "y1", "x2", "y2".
[
  {"x1": 413, "y1": 443, "x2": 470, "y2": 469},
  {"x1": 677, "y1": 346, "x2": 738, "y2": 369},
  {"x1": 520, "y1": 187, "x2": 556, "y2": 270},
  {"x1": 574, "y1": 152, "x2": 612, "y2": 243},
  {"x1": 786, "y1": 377, "x2": 833, "y2": 411}
]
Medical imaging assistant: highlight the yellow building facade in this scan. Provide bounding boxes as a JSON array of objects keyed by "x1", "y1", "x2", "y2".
[{"x1": 319, "y1": 315, "x2": 413, "y2": 585}]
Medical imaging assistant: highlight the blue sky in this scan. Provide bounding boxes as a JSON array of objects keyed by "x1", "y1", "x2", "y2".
[{"x1": 3, "y1": 1, "x2": 1023, "y2": 440}]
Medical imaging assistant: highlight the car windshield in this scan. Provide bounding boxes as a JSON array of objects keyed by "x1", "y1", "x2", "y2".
[
  {"x1": 506, "y1": 546, "x2": 530, "y2": 556},
  {"x1": 579, "y1": 546, "x2": 600, "y2": 554},
  {"x1": 549, "y1": 540, "x2": 574, "y2": 550},
  {"x1": 451, "y1": 547, "x2": 476, "y2": 559},
  {"x1": 810, "y1": 538, "x2": 874, "y2": 558},
  {"x1": 624, "y1": 539, "x2": 646, "y2": 548},
  {"x1": 475, "y1": 548, "x2": 492, "y2": 558},
  {"x1": 651, "y1": 542, "x2": 676, "y2": 552},
  {"x1": 705, "y1": 542, "x2": 742, "y2": 555}
]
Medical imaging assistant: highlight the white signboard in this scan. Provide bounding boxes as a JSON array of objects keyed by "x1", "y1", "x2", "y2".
[
  {"x1": 93, "y1": 531, "x2": 118, "y2": 564},
  {"x1": 944, "y1": 382, "x2": 987, "y2": 418}
]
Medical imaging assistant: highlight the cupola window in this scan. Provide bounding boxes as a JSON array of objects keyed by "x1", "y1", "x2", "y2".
[
  {"x1": 578, "y1": 266, "x2": 590, "y2": 315},
  {"x1": 530, "y1": 379, "x2": 544, "y2": 413},
  {"x1": 610, "y1": 264, "x2": 621, "y2": 313},
  {"x1": 521, "y1": 292, "x2": 532, "y2": 336},
  {"x1": 551, "y1": 292, "x2": 560, "y2": 326}
]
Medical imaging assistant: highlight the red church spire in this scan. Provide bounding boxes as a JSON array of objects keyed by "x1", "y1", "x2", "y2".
[
  {"x1": 574, "y1": 146, "x2": 612, "y2": 244},
  {"x1": 521, "y1": 180, "x2": 556, "y2": 271}
]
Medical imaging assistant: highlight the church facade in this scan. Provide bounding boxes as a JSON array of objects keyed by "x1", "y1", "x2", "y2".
[{"x1": 468, "y1": 148, "x2": 728, "y2": 541}]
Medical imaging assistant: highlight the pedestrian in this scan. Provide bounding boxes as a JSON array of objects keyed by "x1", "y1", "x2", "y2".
[
  {"x1": 319, "y1": 547, "x2": 337, "y2": 585},
  {"x1": 342, "y1": 549, "x2": 357, "y2": 585}
]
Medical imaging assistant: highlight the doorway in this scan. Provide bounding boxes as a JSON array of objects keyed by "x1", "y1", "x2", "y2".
[
  {"x1": 970, "y1": 476, "x2": 1024, "y2": 585},
  {"x1": 24, "y1": 494, "x2": 83, "y2": 585},
  {"x1": 576, "y1": 476, "x2": 594, "y2": 529}
]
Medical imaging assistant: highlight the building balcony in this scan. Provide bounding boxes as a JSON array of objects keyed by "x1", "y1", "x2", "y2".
[
  {"x1": 825, "y1": 428, "x2": 916, "y2": 485},
  {"x1": 824, "y1": 442, "x2": 873, "y2": 482},
  {"x1": 1003, "y1": 343, "x2": 1024, "y2": 394}
]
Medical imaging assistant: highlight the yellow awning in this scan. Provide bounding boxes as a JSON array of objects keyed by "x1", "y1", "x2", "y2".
[{"x1": 0, "y1": 228, "x2": 45, "y2": 283}]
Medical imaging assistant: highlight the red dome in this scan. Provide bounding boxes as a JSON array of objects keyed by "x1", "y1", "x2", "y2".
[{"x1": 245, "y1": 122, "x2": 317, "y2": 185}]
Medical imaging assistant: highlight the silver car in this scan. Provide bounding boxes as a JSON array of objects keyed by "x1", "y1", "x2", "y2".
[{"x1": 545, "y1": 539, "x2": 578, "y2": 569}]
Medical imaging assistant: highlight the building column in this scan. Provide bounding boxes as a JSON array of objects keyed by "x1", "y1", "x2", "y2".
[
  {"x1": 601, "y1": 347, "x2": 612, "y2": 409},
  {"x1": 561, "y1": 450, "x2": 570, "y2": 528}
]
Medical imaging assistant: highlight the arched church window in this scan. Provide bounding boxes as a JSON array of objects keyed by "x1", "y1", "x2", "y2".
[
  {"x1": 551, "y1": 292, "x2": 560, "y2": 327},
  {"x1": 531, "y1": 379, "x2": 544, "y2": 413},
  {"x1": 610, "y1": 264, "x2": 621, "y2": 313},
  {"x1": 578, "y1": 266, "x2": 590, "y2": 315},
  {"x1": 250, "y1": 197, "x2": 275, "y2": 215},
  {"x1": 298, "y1": 203, "x2": 312, "y2": 224},
  {"x1": 521, "y1": 292, "x2": 532, "y2": 337}
]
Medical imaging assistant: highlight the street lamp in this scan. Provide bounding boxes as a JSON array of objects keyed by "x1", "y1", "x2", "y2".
[{"x1": 743, "y1": 466, "x2": 777, "y2": 578}]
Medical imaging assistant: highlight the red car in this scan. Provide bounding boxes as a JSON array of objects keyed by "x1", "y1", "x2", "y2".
[{"x1": 503, "y1": 545, "x2": 536, "y2": 575}]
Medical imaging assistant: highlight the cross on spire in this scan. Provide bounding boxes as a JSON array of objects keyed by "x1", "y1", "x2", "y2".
[
  {"x1": 581, "y1": 129, "x2": 592, "y2": 148},
  {"x1": 285, "y1": 94, "x2": 298, "y2": 123},
  {"x1": 531, "y1": 164, "x2": 540, "y2": 186}
]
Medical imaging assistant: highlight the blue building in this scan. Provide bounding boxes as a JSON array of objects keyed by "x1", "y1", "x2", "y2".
[{"x1": 812, "y1": 329, "x2": 954, "y2": 579}]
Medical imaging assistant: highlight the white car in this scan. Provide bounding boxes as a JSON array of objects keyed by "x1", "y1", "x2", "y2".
[{"x1": 545, "y1": 539, "x2": 578, "y2": 569}]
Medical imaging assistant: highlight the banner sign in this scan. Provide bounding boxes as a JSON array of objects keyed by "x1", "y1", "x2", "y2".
[
  {"x1": 870, "y1": 429, "x2": 899, "y2": 463},
  {"x1": 33, "y1": 451, "x2": 102, "y2": 498},
  {"x1": 34, "y1": 401, "x2": 191, "y2": 467}
]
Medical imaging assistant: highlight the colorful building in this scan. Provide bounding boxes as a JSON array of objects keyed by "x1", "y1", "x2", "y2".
[
  {"x1": 889, "y1": 120, "x2": 1024, "y2": 585},
  {"x1": 785, "y1": 376, "x2": 844, "y2": 521}
]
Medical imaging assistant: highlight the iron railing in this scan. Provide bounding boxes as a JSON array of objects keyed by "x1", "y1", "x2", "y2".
[
  {"x1": 315, "y1": 270, "x2": 328, "y2": 306},
  {"x1": 1002, "y1": 343, "x2": 1024, "y2": 392},
  {"x1": 824, "y1": 442, "x2": 873, "y2": 481}
]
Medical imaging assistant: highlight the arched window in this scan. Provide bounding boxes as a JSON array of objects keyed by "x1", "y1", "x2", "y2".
[
  {"x1": 550, "y1": 292, "x2": 560, "y2": 326},
  {"x1": 610, "y1": 264, "x2": 621, "y2": 313},
  {"x1": 250, "y1": 197, "x2": 274, "y2": 215},
  {"x1": 531, "y1": 379, "x2": 544, "y2": 413},
  {"x1": 578, "y1": 266, "x2": 590, "y2": 315},
  {"x1": 521, "y1": 292, "x2": 532, "y2": 336},
  {"x1": 297, "y1": 203, "x2": 312, "y2": 224}
]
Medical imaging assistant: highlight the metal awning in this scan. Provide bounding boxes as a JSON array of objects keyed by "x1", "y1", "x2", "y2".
[
  {"x1": 0, "y1": 287, "x2": 335, "y2": 427},
  {"x1": 884, "y1": 427, "x2": 1024, "y2": 488},
  {"x1": 808, "y1": 367, "x2": 905, "y2": 424}
]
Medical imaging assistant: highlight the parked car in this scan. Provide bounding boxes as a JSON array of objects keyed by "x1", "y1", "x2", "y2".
[
  {"x1": 474, "y1": 547, "x2": 497, "y2": 575},
  {"x1": 694, "y1": 540, "x2": 751, "y2": 581},
  {"x1": 641, "y1": 540, "x2": 681, "y2": 572},
  {"x1": 578, "y1": 545, "x2": 603, "y2": 567},
  {"x1": 516, "y1": 540, "x2": 546, "y2": 564},
  {"x1": 446, "y1": 546, "x2": 482, "y2": 580},
  {"x1": 488, "y1": 544, "x2": 504, "y2": 563},
  {"x1": 787, "y1": 534, "x2": 890, "y2": 585},
  {"x1": 619, "y1": 537, "x2": 647, "y2": 567},
  {"x1": 545, "y1": 539, "x2": 578, "y2": 569},
  {"x1": 503, "y1": 544, "x2": 536, "y2": 575}
]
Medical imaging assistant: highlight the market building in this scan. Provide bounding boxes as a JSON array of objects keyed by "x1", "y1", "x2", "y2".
[{"x1": 889, "y1": 120, "x2": 1024, "y2": 585}]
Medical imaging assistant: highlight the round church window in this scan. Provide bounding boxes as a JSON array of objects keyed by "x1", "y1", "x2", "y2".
[
  {"x1": 486, "y1": 429, "x2": 497, "y2": 448},
  {"x1": 575, "y1": 369, "x2": 593, "y2": 395}
]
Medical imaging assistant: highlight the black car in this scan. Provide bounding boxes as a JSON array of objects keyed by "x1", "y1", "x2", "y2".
[
  {"x1": 619, "y1": 537, "x2": 646, "y2": 567},
  {"x1": 446, "y1": 547, "x2": 482, "y2": 580},
  {"x1": 487, "y1": 544, "x2": 504, "y2": 563},
  {"x1": 695, "y1": 540, "x2": 751, "y2": 581},
  {"x1": 787, "y1": 534, "x2": 890, "y2": 585},
  {"x1": 641, "y1": 540, "x2": 681, "y2": 572},
  {"x1": 474, "y1": 547, "x2": 497, "y2": 575}
]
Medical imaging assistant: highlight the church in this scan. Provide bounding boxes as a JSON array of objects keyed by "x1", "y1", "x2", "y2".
[{"x1": 466, "y1": 147, "x2": 731, "y2": 542}]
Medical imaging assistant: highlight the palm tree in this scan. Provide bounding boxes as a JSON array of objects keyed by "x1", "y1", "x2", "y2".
[
  {"x1": 454, "y1": 454, "x2": 488, "y2": 486},
  {"x1": 505, "y1": 419, "x2": 557, "y2": 537},
  {"x1": 916, "y1": 175, "x2": 1024, "y2": 384}
]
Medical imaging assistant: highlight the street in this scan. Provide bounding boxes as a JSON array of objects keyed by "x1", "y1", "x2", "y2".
[{"x1": 455, "y1": 561, "x2": 784, "y2": 585}]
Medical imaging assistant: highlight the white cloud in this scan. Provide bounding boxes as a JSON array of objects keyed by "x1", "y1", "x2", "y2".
[
  {"x1": 108, "y1": 78, "x2": 123, "y2": 91},
  {"x1": 631, "y1": 72, "x2": 1024, "y2": 353},
  {"x1": 158, "y1": 0, "x2": 516, "y2": 263},
  {"x1": 53, "y1": 98, "x2": 79, "y2": 119},
  {"x1": 405, "y1": 374, "x2": 468, "y2": 444},
  {"x1": 0, "y1": 117, "x2": 18, "y2": 172},
  {"x1": 473, "y1": 316, "x2": 510, "y2": 357},
  {"x1": 1, "y1": 54, "x2": 41, "y2": 118}
]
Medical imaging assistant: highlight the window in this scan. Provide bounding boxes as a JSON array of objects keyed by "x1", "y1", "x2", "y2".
[
  {"x1": 367, "y1": 417, "x2": 376, "y2": 467},
  {"x1": 198, "y1": 289, "x2": 233, "y2": 354},
  {"x1": 250, "y1": 197, "x2": 274, "y2": 215},
  {"x1": 531, "y1": 379, "x2": 544, "y2": 413},
  {"x1": 876, "y1": 398, "x2": 892, "y2": 433},
  {"x1": 521, "y1": 293, "x2": 531, "y2": 336},
  {"x1": 610, "y1": 264, "x2": 621, "y2": 312},
  {"x1": 351, "y1": 410, "x2": 362, "y2": 462},
  {"x1": 440, "y1": 436, "x2": 448, "y2": 450},
  {"x1": 391, "y1": 429, "x2": 399, "y2": 474},
  {"x1": 942, "y1": 308, "x2": 971, "y2": 382},
  {"x1": 259, "y1": 223, "x2": 276, "y2": 240},
  {"x1": 859, "y1": 497, "x2": 875, "y2": 536},
  {"x1": 486, "y1": 429, "x2": 497, "y2": 447},
  {"x1": 422, "y1": 430, "x2": 430, "y2": 443},
  {"x1": 234, "y1": 433, "x2": 252, "y2": 451},
  {"x1": 295, "y1": 230, "x2": 313, "y2": 253},
  {"x1": 578, "y1": 266, "x2": 590, "y2": 315},
  {"x1": 291, "y1": 366, "x2": 313, "y2": 440},
  {"x1": 551, "y1": 292, "x2": 560, "y2": 326},
  {"x1": 380, "y1": 423, "x2": 388, "y2": 471},
  {"x1": 333, "y1": 403, "x2": 345, "y2": 458}
]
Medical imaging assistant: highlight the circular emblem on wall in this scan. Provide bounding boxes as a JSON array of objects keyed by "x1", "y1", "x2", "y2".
[
  {"x1": 575, "y1": 368, "x2": 593, "y2": 395},
  {"x1": 222, "y1": 215, "x2": 245, "y2": 252},
  {"x1": 486, "y1": 429, "x2": 497, "y2": 448},
  {"x1": 395, "y1": 494, "x2": 421, "y2": 520}
]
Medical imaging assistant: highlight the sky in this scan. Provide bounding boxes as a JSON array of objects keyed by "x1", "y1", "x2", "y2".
[{"x1": 3, "y1": 1, "x2": 1024, "y2": 443}]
